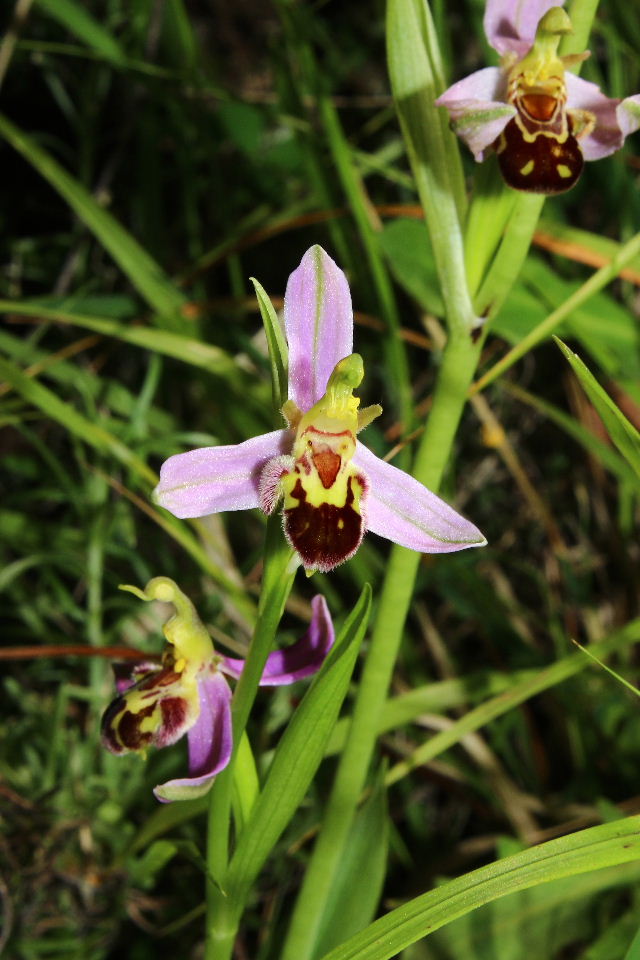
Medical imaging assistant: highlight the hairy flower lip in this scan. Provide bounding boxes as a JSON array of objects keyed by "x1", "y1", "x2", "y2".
[
  {"x1": 153, "y1": 246, "x2": 486, "y2": 570},
  {"x1": 102, "y1": 582, "x2": 335, "y2": 802}
]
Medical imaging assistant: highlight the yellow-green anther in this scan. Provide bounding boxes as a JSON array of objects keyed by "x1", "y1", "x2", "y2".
[
  {"x1": 538, "y1": 7, "x2": 572, "y2": 38},
  {"x1": 323, "y1": 353, "x2": 364, "y2": 414},
  {"x1": 120, "y1": 577, "x2": 214, "y2": 664},
  {"x1": 295, "y1": 354, "x2": 365, "y2": 440},
  {"x1": 514, "y1": 7, "x2": 572, "y2": 82}
]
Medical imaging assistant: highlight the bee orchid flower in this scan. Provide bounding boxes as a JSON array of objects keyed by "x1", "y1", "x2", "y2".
[
  {"x1": 101, "y1": 577, "x2": 334, "y2": 802},
  {"x1": 153, "y1": 246, "x2": 486, "y2": 573},
  {"x1": 435, "y1": 0, "x2": 640, "y2": 193}
]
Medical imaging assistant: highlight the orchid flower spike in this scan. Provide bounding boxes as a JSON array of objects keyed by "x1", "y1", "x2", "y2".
[
  {"x1": 101, "y1": 577, "x2": 334, "y2": 802},
  {"x1": 153, "y1": 247, "x2": 486, "y2": 573},
  {"x1": 436, "y1": 0, "x2": 640, "y2": 194}
]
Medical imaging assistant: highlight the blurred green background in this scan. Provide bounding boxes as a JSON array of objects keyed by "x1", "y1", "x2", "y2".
[{"x1": 1, "y1": 0, "x2": 640, "y2": 956}]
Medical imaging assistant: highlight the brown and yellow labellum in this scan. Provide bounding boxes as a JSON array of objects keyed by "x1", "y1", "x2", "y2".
[
  {"x1": 275, "y1": 424, "x2": 369, "y2": 573},
  {"x1": 494, "y1": 114, "x2": 584, "y2": 194},
  {"x1": 101, "y1": 661, "x2": 197, "y2": 754},
  {"x1": 283, "y1": 469, "x2": 366, "y2": 573}
]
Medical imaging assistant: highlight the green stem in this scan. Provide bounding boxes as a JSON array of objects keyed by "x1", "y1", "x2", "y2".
[
  {"x1": 562, "y1": 0, "x2": 600, "y2": 56},
  {"x1": 473, "y1": 194, "x2": 546, "y2": 319},
  {"x1": 387, "y1": 0, "x2": 475, "y2": 337},
  {"x1": 282, "y1": 331, "x2": 481, "y2": 960},
  {"x1": 205, "y1": 514, "x2": 296, "y2": 960},
  {"x1": 473, "y1": 229, "x2": 640, "y2": 394}
]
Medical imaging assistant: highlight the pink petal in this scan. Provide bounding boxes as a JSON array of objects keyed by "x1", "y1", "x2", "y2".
[
  {"x1": 436, "y1": 67, "x2": 514, "y2": 160},
  {"x1": 153, "y1": 430, "x2": 289, "y2": 519},
  {"x1": 284, "y1": 246, "x2": 353, "y2": 412},
  {"x1": 154, "y1": 671, "x2": 233, "y2": 803},
  {"x1": 484, "y1": 0, "x2": 561, "y2": 57},
  {"x1": 618, "y1": 94, "x2": 640, "y2": 139},
  {"x1": 566, "y1": 74, "x2": 627, "y2": 160},
  {"x1": 353, "y1": 444, "x2": 487, "y2": 553},
  {"x1": 221, "y1": 594, "x2": 335, "y2": 686}
]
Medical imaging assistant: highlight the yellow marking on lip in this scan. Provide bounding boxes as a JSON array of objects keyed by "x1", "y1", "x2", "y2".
[
  {"x1": 139, "y1": 713, "x2": 161, "y2": 735},
  {"x1": 556, "y1": 164, "x2": 573, "y2": 178},
  {"x1": 519, "y1": 160, "x2": 535, "y2": 176}
]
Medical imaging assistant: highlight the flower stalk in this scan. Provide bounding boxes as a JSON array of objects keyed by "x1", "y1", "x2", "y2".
[
  {"x1": 205, "y1": 513, "x2": 297, "y2": 958},
  {"x1": 282, "y1": 320, "x2": 482, "y2": 960}
]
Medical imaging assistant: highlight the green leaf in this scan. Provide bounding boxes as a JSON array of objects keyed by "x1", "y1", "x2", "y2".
[
  {"x1": 624, "y1": 923, "x2": 640, "y2": 960},
  {"x1": 387, "y1": 0, "x2": 476, "y2": 334},
  {"x1": 232, "y1": 732, "x2": 260, "y2": 831},
  {"x1": 0, "y1": 301, "x2": 235, "y2": 378},
  {"x1": 0, "y1": 326, "x2": 173, "y2": 433},
  {"x1": 583, "y1": 908, "x2": 640, "y2": 960},
  {"x1": 131, "y1": 798, "x2": 208, "y2": 854},
  {"x1": 418, "y1": 862, "x2": 640, "y2": 960},
  {"x1": 128, "y1": 839, "x2": 177, "y2": 889},
  {"x1": 385, "y1": 618, "x2": 640, "y2": 788},
  {"x1": 0, "y1": 355, "x2": 155, "y2": 484},
  {"x1": 131, "y1": 837, "x2": 223, "y2": 890},
  {"x1": 225, "y1": 584, "x2": 372, "y2": 903},
  {"x1": 521, "y1": 257, "x2": 640, "y2": 385},
  {"x1": 555, "y1": 337, "x2": 640, "y2": 481},
  {"x1": 250, "y1": 278, "x2": 288, "y2": 412},
  {"x1": 379, "y1": 219, "x2": 444, "y2": 316},
  {"x1": 0, "y1": 114, "x2": 186, "y2": 322},
  {"x1": 325, "y1": 669, "x2": 536, "y2": 756},
  {"x1": 506, "y1": 382, "x2": 639, "y2": 488},
  {"x1": 535, "y1": 218, "x2": 640, "y2": 281},
  {"x1": 313, "y1": 774, "x2": 389, "y2": 958},
  {"x1": 475, "y1": 230, "x2": 640, "y2": 394},
  {"x1": 35, "y1": 0, "x2": 127, "y2": 65},
  {"x1": 318, "y1": 816, "x2": 640, "y2": 960}
]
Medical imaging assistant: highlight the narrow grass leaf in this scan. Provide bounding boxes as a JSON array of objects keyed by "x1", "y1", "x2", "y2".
[
  {"x1": 0, "y1": 301, "x2": 235, "y2": 377},
  {"x1": 313, "y1": 773, "x2": 389, "y2": 959},
  {"x1": 385, "y1": 618, "x2": 640, "y2": 787},
  {"x1": 319, "y1": 816, "x2": 640, "y2": 960},
  {"x1": 506, "y1": 382, "x2": 638, "y2": 487},
  {"x1": 0, "y1": 354, "x2": 155, "y2": 484},
  {"x1": 128, "y1": 839, "x2": 177, "y2": 888},
  {"x1": 535, "y1": 218, "x2": 640, "y2": 282},
  {"x1": 131, "y1": 798, "x2": 208, "y2": 854},
  {"x1": 473, "y1": 230, "x2": 640, "y2": 394},
  {"x1": 225, "y1": 584, "x2": 372, "y2": 902},
  {"x1": 624, "y1": 924, "x2": 640, "y2": 960},
  {"x1": 232, "y1": 732, "x2": 260, "y2": 830},
  {"x1": 326, "y1": 668, "x2": 536, "y2": 756},
  {"x1": 250, "y1": 278, "x2": 288, "y2": 412},
  {"x1": 422, "y1": 862, "x2": 640, "y2": 960},
  {"x1": 0, "y1": 114, "x2": 186, "y2": 321},
  {"x1": 35, "y1": 0, "x2": 127, "y2": 65},
  {"x1": 555, "y1": 337, "x2": 640, "y2": 481}
]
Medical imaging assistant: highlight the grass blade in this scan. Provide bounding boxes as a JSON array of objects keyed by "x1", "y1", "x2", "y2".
[
  {"x1": 0, "y1": 354, "x2": 154, "y2": 483},
  {"x1": 0, "y1": 114, "x2": 186, "y2": 321},
  {"x1": 319, "y1": 816, "x2": 640, "y2": 960},
  {"x1": 555, "y1": 337, "x2": 640, "y2": 481},
  {"x1": 0, "y1": 301, "x2": 235, "y2": 378},
  {"x1": 35, "y1": 0, "x2": 126, "y2": 65},
  {"x1": 225, "y1": 584, "x2": 372, "y2": 904}
]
